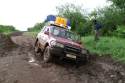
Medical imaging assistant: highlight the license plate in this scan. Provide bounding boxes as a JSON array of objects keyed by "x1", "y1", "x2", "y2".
[{"x1": 66, "y1": 54, "x2": 76, "y2": 59}]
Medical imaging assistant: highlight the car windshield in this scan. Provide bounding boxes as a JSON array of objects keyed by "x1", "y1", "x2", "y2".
[{"x1": 51, "y1": 26, "x2": 80, "y2": 41}]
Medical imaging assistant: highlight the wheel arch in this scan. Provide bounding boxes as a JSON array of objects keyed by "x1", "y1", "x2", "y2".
[
  {"x1": 35, "y1": 38, "x2": 38, "y2": 46},
  {"x1": 44, "y1": 43, "x2": 49, "y2": 48}
]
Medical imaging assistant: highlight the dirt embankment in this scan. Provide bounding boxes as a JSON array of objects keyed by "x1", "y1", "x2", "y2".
[
  {"x1": 0, "y1": 34, "x2": 15, "y2": 48},
  {"x1": 0, "y1": 32, "x2": 125, "y2": 83},
  {"x1": 0, "y1": 34, "x2": 16, "y2": 57}
]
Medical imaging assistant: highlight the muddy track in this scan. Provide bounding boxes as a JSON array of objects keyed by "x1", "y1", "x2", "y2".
[{"x1": 0, "y1": 32, "x2": 125, "y2": 83}]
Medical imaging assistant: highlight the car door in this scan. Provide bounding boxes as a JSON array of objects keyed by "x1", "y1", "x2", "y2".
[
  {"x1": 37, "y1": 26, "x2": 46, "y2": 49},
  {"x1": 42, "y1": 27, "x2": 50, "y2": 46},
  {"x1": 38, "y1": 26, "x2": 50, "y2": 47}
]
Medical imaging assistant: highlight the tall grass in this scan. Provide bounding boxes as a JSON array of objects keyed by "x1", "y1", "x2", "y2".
[{"x1": 82, "y1": 36, "x2": 125, "y2": 62}]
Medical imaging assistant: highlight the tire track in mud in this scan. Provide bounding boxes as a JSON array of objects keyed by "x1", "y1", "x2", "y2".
[{"x1": 0, "y1": 32, "x2": 125, "y2": 83}]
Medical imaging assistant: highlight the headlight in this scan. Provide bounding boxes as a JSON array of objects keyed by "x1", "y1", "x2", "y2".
[
  {"x1": 56, "y1": 42, "x2": 64, "y2": 48},
  {"x1": 50, "y1": 41, "x2": 64, "y2": 48},
  {"x1": 50, "y1": 40, "x2": 56, "y2": 46}
]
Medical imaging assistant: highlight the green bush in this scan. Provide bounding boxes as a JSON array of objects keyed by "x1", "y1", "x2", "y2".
[
  {"x1": 113, "y1": 25, "x2": 125, "y2": 38},
  {"x1": 0, "y1": 25, "x2": 17, "y2": 34},
  {"x1": 27, "y1": 23, "x2": 45, "y2": 32},
  {"x1": 82, "y1": 36, "x2": 125, "y2": 62}
]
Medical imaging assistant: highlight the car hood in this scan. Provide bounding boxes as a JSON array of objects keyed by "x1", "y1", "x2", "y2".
[{"x1": 54, "y1": 36, "x2": 82, "y2": 48}]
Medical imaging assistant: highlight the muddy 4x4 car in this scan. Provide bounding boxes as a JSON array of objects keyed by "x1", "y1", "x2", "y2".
[{"x1": 34, "y1": 25, "x2": 89, "y2": 63}]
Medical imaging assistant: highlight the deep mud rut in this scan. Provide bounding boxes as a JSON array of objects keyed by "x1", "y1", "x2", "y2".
[{"x1": 0, "y1": 32, "x2": 125, "y2": 83}]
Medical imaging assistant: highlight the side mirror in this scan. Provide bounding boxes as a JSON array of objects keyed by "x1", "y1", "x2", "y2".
[{"x1": 44, "y1": 31, "x2": 49, "y2": 35}]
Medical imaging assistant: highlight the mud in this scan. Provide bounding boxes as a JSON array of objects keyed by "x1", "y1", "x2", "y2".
[{"x1": 0, "y1": 32, "x2": 125, "y2": 83}]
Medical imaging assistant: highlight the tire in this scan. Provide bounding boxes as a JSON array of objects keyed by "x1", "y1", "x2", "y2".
[
  {"x1": 34, "y1": 39, "x2": 41, "y2": 53},
  {"x1": 82, "y1": 49, "x2": 90, "y2": 63},
  {"x1": 43, "y1": 46, "x2": 52, "y2": 63},
  {"x1": 34, "y1": 40, "x2": 42, "y2": 61},
  {"x1": 85, "y1": 50, "x2": 91, "y2": 62},
  {"x1": 76, "y1": 54, "x2": 90, "y2": 65}
]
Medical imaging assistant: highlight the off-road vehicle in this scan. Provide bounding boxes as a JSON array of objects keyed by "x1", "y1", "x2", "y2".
[{"x1": 34, "y1": 24, "x2": 89, "y2": 63}]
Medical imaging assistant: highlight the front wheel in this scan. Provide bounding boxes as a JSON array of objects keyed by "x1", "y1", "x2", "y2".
[
  {"x1": 76, "y1": 54, "x2": 90, "y2": 65},
  {"x1": 34, "y1": 40, "x2": 43, "y2": 61},
  {"x1": 34, "y1": 39, "x2": 41, "y2": 53},
  {"x1": 43, "y1": 46, "x2": 53, "y2": 63}
]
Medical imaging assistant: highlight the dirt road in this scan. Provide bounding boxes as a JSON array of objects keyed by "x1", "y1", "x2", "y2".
[{"x1": 0, "y1": 33, "x2": 125, "y2": 83}]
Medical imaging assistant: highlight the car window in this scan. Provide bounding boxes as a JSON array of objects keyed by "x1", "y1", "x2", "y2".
[{"x1": 53, "y1": 29, "x2": 60, "y2": 36}]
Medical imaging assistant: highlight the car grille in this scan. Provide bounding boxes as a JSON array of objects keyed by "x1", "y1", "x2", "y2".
[{"x1": 64, "y1": 45, "x2": 81, "y2": 54}]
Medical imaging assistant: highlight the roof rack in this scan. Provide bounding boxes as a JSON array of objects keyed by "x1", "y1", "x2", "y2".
[{"x1": 45, "y1": 15, "x2": 71, "y2": 30}]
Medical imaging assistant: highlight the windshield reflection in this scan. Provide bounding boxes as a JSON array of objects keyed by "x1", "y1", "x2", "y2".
[{"x1": 51, "y1": 26, "x2": 80, "y2": 41}]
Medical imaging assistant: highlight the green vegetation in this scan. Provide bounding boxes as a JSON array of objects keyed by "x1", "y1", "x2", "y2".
[
  {"x1": 83, "y1": 36, "x2": 125, "y2": 62},
  {"x1": 56, "y1": 1, "x2": 125, "y2": 36},
  {"x1": 27, "y1": 23, "x2": 45, "y2": 32},
  {"x1": 113, "y1": 25, "x2": 125, "y2": 38},
  {"x1": 23, "y1": 31, "x2": 39, "y2": 38},
  {"x1": 108, "y1": 0, "x2": 125, "y2": 10},
  {"x1": 0, "y1": 25, "x2": 17, "y2": 35}
]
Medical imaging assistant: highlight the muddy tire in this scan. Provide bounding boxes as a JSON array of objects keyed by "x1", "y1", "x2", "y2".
[
  {"x1": 34, "y1": 40, "x2": 43, "y2": 61},
  {"x1": 77, "y1": 50, "x2": 90, "y2": 65},
  {"x1": 34, "y1": 39, "x2": 41, "y2": 53},
  {"x1": 43, "y1": 46, "x2": 52, "y2": 63},
  {"x1": 75, "y1": 56, "x2": 87, "y2": 67},
  {"x1": 83, "y1": 50, "x2": 91, "y2": 64}
]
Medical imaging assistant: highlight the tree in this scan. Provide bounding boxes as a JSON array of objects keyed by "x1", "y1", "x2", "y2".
[
  {"x1": 56, "y1": 4, "x2": 89, "y2": 35},
  {"x1": 88, "y1": 5, "x2": 125, "y2": 36},
  {"x1": 108, "y1": 0, "x2": 125, "y2": 23},
  {"x1": 108, "y1": 0, "x2": 125, "y2": 10},
  {"x1": 28, "y1": 22, "x2": 45, "y2": 32}
]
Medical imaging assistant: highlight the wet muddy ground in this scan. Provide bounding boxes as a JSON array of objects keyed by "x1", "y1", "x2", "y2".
[{"x1": 0, "y1": 33, "x2": 125, "y2": 83}]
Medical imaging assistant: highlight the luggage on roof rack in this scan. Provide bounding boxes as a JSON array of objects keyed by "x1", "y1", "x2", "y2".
[{"x1": 45, "y1": 15, "x2": 71, "y2": 30}]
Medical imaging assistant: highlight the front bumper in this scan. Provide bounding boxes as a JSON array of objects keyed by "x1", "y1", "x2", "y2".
[
  {"x1": 49, "y1": 46, "x2": 87, "y2": 59},
  {"x1": 49, "y1": 46, "x2": 64, "y2": 56}
]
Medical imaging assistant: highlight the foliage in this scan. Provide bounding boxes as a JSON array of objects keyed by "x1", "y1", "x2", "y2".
[
  {"x1": 56, "y1": 3, "x2": 125, "y2": 36},
  {"x1": 0, "y1": 25, "x2": 17, "y2": 34},
  {"x1": 113, "y1": 25, "x2": 125, "y2": 37},
  {"x1": 56, "y1": 4, "x2": 90, "y2": 36},
  {"x1": 27, "y1": 23, "x2": 45, "y2": 32},
  {"x1": 108, "y1": 0, "x2": 125, "y2": 24},
  {"x1": 83, "y1": 36, "x2": 125, "y2": 62},
  {"x1": 89, "y1": 6, "x2": 124, "y2": 36},
  {"x1": 108, "y1": 0, "x2": 125, "y2": 10}
]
